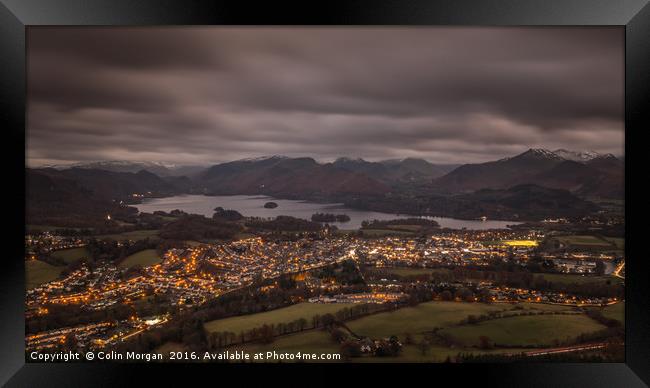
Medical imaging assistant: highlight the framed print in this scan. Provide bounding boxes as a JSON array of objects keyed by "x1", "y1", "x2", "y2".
[{"x1": 1, "y1": 0, "x2": 648, "y2": 386}]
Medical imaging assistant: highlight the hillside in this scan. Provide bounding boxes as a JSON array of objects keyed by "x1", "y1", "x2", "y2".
[
  {"x1": 26, "y1": 169, "x2": 137, "y2": 226},
  {"x1": 197, "y1": 156, "x2": 390, "y2": 198},
  {"x1": 433, "y1": 149, "x2": 623, "y2": 199}
]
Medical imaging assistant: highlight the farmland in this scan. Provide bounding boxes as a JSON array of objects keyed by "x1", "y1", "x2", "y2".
[
  {"x1": 232, "y1": 301, "x2": 593, "y2": 362},
  {"x1": 26, "y1": 260, "x2": 63, "y2": 289},
  {"x1": 51, "y1": 247, "x2": 89, "y2": 264},
  {"x1": 204, "y1": 302, "x2": 354, "y2": 334},
  {"x1": 118, "y1": 249, "x2": 161, "y2": 269},
  {"x1": 439, "y1": 314, "x2": 605, "y2": 347}
]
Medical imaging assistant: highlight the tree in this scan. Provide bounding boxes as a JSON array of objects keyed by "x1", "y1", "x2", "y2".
[
  {"x1": 330, "y1": 328, "x2": 348, "y2": 343},
  {"x1": 259, "y1": 324, "x2": 275, "y2": 344},
  {"x1": 340, "y1": 340, "x2": 362, "y2": 359},
  {"x1": 478, "y1": 335, "x2": 493, "y2": 350},
  {"x1": 321, "y1": 313, "x2": 336, "y2": 328}
]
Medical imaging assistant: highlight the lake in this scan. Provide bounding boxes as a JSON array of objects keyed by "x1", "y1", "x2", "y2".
[{"x1": 135, "y1": 194, "x2": 521, "y2": 230}]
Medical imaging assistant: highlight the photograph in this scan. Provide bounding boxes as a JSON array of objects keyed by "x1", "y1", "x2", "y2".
[{"x1": 24, "y1": 26, "x2": 626, "y2": 364}]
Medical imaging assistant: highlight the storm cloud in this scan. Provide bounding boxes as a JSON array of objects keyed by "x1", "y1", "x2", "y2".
[{"x1": 27, "y1": 27, "x2": 624, "y2": 166}]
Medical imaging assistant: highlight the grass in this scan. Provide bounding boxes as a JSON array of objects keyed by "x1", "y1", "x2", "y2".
[
  {"x1": 377, "y1": 267, "x2": 622, "y2": 286},
  {"x1": 204, "y1": 303, "x2": 353, "y2": 334},
  {"x1": 118, "y1": 249, "x2": 161, "y2": 269},
  {"x1": 439, "y1": 314, "x2": 606, "y2": 347},
  {"x1": 534, "y1": 273, "x2": 622, "y2": 286},
  {"x1": 26, "y1": 260, "x2": 63, "y2": 289},
  {"x1": 345, "y1": 301, "x2": 507, "y2": 339},
  {"x1": 602, "y1": 237, "x2": 625, "y2": 249},
  {"x1": 555, "y1": 235, "x2": 612, "y2": 247},
  {"x1": 602, "y1": 302, "x2": 624, "y2": 324},
  {"x1": 379, "y1": 267, "x2": 451, "y2": 277},
  {"x1": 232, "y1": 330, "x2": 342, "y2": 362},
  {"x1": 27, "y1": 225, "x2": 90, "y2": 232},
  {"x1": 234, "y1": 329, "x2": 526, "y2": 363},
  {"x1": 233, "y1": 301, "x2": 578, "y2": 363},
  {"x1": 51, "y1": 247, "x2": 89, "y2": 264},
  {"x1": 502, "y1": 240, "x2": 538, "y2": 247},
  {"x1": 96, "y1": 229, "x2": 160, "y2": 241}
]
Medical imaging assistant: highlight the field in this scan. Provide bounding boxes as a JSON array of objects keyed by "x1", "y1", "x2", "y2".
[
  {"x1": 118, "y1": 249, "x2": 161, "y2": 269},
  {"x1": 51, "y1": 247, "x2": 89, "y2": 264},
  {"x1": 204, "y1": 303, "x2": 353, "y2": 334},
  {"x1": 96, "y1": 229, "x2": 160, "y2": 241},
  {"x1": 439, "y1": 314, "x2": 605, "y2": 347},
  {"x1": 377, "y1": 267, "x2": 621, "y2": 286},
  {"x1": 555, "y1": 235, "x2": 614, "y2": 248},
  {"x1": 502, "y1": 240, "x2": 538, "y2": 247},
  {"x1": 533, "y1": 273, "x2": 622, "y2": 286},
  {"x1": 233, "y1": 330, "x2": 342, "y2": 361},
  {"x1": 602, "y1": 302, "x2": 625, "y2": 324},
  {"x1": 27, "y1": 225, "x2": 89, "y2": 232},
  {"x1": 234, "y1": 329, "x2": 525, "y2": 362},
  {"x1": 380, "y1": 267, "x2": 451, "y2": 277},
  {"x1": 233, "y1": 301, "x2": 582, "y2": 362},
  {"x1": 343, "y1": 302, "x2": 569, "y2": 339},
  {"x1": 602, "y1": 237, "x2": 625, "y2": 249},
  {"x1": 26, "y1": 260, "x2": 63, "y2": 289},
  {"x1": 344, "y1": 302, "x2": 503, "y2": 339}
]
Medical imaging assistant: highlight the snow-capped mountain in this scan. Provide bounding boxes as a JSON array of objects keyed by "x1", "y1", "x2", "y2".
[
  {"x1": 433, "y1": 148, "x2": 623, "y2": 198},
  {"x1": 42, "y1": 160, "x2": 180, "y2": 176},
  {"x1": 237, "y1": 155, "x2": 289, "y2": 162},
  {"x1": 552, "y1": 149, "x2": 606, "y2": 162}
]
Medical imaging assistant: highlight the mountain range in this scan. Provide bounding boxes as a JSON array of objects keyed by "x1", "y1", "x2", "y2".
[
  {"x1": 41, "y1": 160, "x2": 206, "y2": 177},
  {"x1": 26, "y1": 149, "x2": 623, "y2": 225},
  {"x1": 433, "y1": 148, "x2": 623, "y2": 198}
]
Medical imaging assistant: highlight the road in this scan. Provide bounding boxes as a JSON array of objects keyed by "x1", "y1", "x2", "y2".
[{"x1": 505, "y1": 342, "x2": 609, "y2": 357}]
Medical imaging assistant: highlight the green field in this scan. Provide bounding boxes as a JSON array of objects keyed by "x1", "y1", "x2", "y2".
[
  {"x1": 345, "y1": 301, "x2": 536, "y2": 339},
  {"x1": 97, "y1": 229, "x2": 160, "y2": 241},
  {"x1": 378, "y1": 267, "x2": 622, "y2": 286},
  {"x1": 440, "y1": 314, "x2": 606, "y2": 347},
  {"x1": 233, "y1": 330, "x2": 342, "y2": 361},
  {"x1": 233, "y1": 301, "x2": 576, "y2": 362},
  {"x1": 602, "y1": 302, "x2": 625, "y2": 324},
  {"x1": 27, "y1": 225, "x2": 89, "y2": 232},
  {"x1": 234, "y1": 329, "x2": 525, "y2": 362},
  {"x1": 555, "y1": 235, "x2": 613, "y2": 247},
  {"x1": 26, "y1": 260, "x2": 63, "y2": 289},
  {"x1": 51, "y1": 247, "x2": 89, "y2": 264},
  {"x1": 602, "y1": 237, "x2": 625, "y2": 249},
  {"x1": 118, "y1": 249, "x2": 161, "y2": 269},
  {"x1": 534, "y1": 273, "x2": 622, "y2": 286},
  {"x1": 380, "y1": 267, "x2": 451, "y2": 277},
  {"x1": 204, "y1": 303, "x2": 353, "y2": 334}
]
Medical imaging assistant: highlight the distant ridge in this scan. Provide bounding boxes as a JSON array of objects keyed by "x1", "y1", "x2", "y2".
[{"x1": 433, "y1": 148, "x2": 623, "y2": 198}]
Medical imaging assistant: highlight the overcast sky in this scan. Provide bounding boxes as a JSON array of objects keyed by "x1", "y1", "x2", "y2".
[{"x1": 27, "y1": 27, "x2": 624, "y2": 167}]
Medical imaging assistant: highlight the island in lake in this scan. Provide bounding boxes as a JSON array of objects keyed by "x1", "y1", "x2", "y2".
[{"x1": 263, "y1": 202, "x2": 278, "y2": 209}]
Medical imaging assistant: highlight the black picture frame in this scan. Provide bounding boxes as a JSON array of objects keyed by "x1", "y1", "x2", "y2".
[{"x1": 1, "y1": 1, "x2": 648, "y2": 386}]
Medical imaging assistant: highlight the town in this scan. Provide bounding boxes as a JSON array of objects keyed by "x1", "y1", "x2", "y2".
[{"x1": 25, "y1": 228, "x2": 624, "y2": 355}]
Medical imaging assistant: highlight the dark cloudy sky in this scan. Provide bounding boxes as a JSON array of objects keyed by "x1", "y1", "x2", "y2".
[{"x1": 27, "y1": 27, "x2": 624, "y2": 167}]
